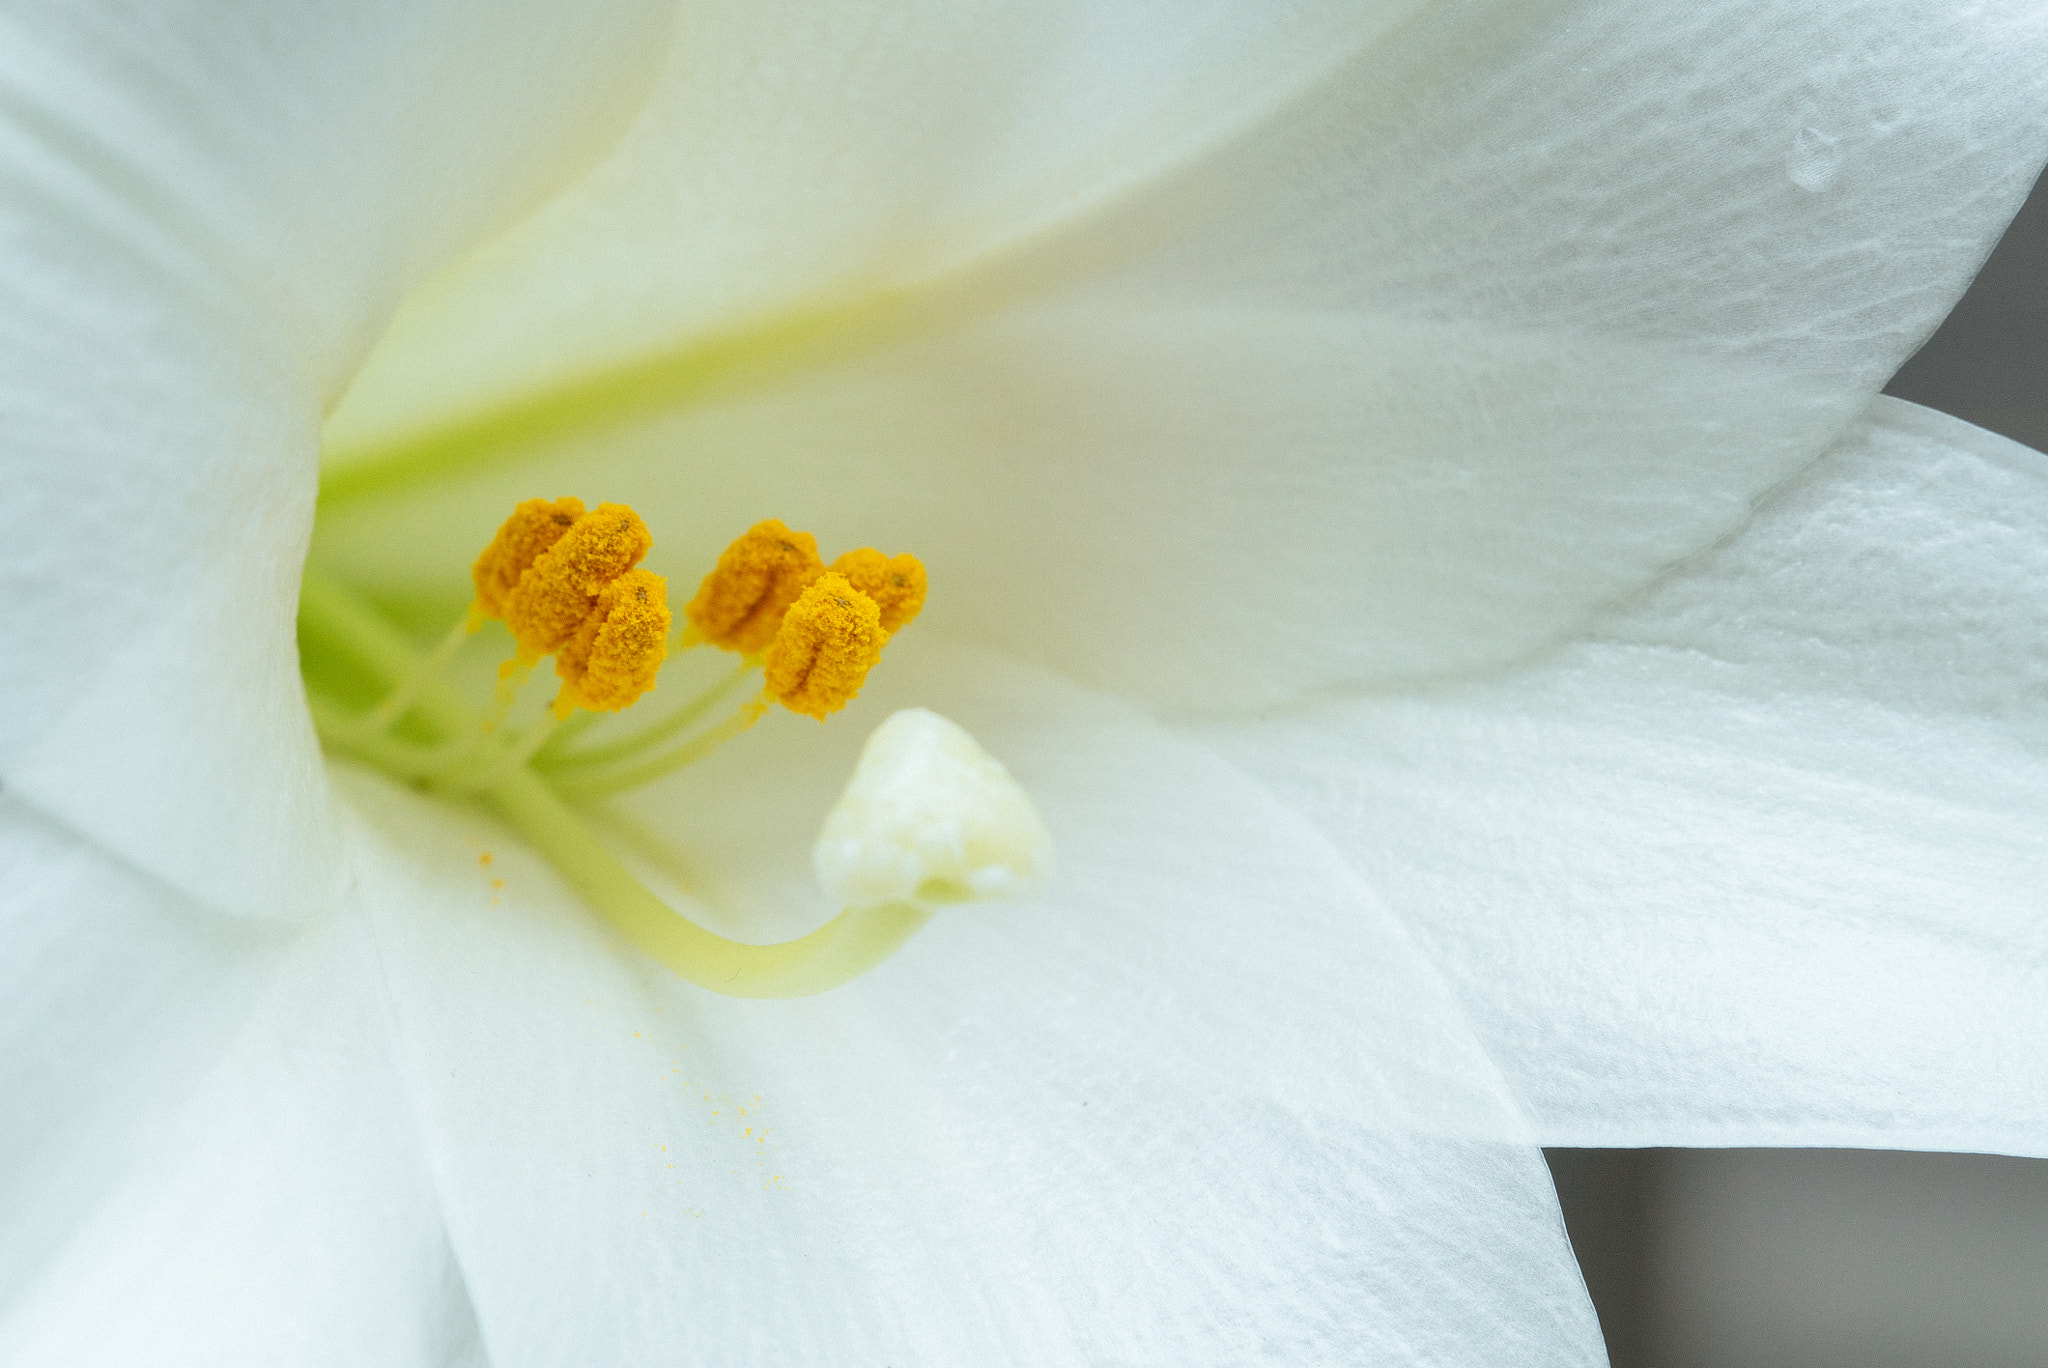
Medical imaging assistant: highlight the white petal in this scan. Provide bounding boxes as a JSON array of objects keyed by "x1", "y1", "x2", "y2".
[
  {"x1": 0, "y1": 0, "x2": 673, "y2": 918},
  {"x1": 0, "y1": 873, "x2": 477, "y2": 1366},
  {"x1": 0, "y1": 799, "x2": 277, "y2": 1306},
  {"x1": 1199, "y1": 398, "x2": 2048, "y2": 1155},
  {"x1": 322, "y1": 0, "x2": 1430, "y2": 446},
  {"x1": 324, "y1": 0, "x2": 2048, "y2": 713},
  {"x1": 339, "y1": 643, "x2": 1604, "y2": 1367}
]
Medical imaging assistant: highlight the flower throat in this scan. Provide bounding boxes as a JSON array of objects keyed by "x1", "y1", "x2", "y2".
[{"x1": 298, "y1": 501, "x2": 935, "y2": 998}]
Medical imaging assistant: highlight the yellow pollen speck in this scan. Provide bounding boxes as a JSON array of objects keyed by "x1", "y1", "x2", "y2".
[
  {"x1": 762, "y1": 573, "x2": 886, "y2": 720},
  {"x1": 828, "y1": 548, "x2": 927, "y2": 634},
  {"x1": 555, "y1": 568, "x2": 671, "y2": 716},
  {"x1": 472, "y1": 497, "x2": 584, "y2": 619},
  {"x1": 504, "y1": 502, "x2": 652, "y2": 659},
  {"x1": 683, "y1": 519, "x2": 823, "y2": 655}
]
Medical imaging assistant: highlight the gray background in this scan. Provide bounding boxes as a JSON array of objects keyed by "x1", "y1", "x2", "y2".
[{"x1": 1543, "y1": 170, "x2": 2048, "y2": 1368}]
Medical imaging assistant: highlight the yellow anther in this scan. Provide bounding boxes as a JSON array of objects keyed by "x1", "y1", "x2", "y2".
[
  {"x1": 504, "y1": 502, "x2": 653, "y2": 659},
  {"x1": 762, "y1": 573, "x2": 886, "y2": 720},
  {"x1": 828, "y1": 548, "x2": 927, "y2": 634},
  {"x1": 556, "y1": 569, "x2": 671, "y2": 717},
  {"x1": 683, "y1": 519, "x2": 824, "y2": 656},
  {"x1": 473, "y1": 496, "x2": 584, "y2": 619}
]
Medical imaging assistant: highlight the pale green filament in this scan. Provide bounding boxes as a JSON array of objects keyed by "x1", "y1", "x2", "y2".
[
  {"x1": 532, "y1": 707, "x2": 602, "y2": 764},
  {"x1": 308, "y1": 694, "x2": 448, "y2": 781},
  {"x1": 482, "y1": 657, "x2": 535, "y2": 733},
  {"x1": 551, "y1": 702, "x2": 764, "y2": 801},
  {"x1": 438, "y1": 711, "x2": 564, "y2": 795},
  {"x1": 300, "y1": 569, "x2": 473, "y2": 736},
  {"x1": 355, "y1": 608, "x2": 478, "y2": 735},
  {"x1": 538, "y1": 658, "x2": 751, "y2": 773},
  {"x1": 298, "y1": 565, "x2": 930, "y2": 999}
]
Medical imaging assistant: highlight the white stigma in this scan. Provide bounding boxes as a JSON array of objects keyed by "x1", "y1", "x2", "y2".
[{"x1": 814, "y1": 708, "x2": 1051, "y2": 909}]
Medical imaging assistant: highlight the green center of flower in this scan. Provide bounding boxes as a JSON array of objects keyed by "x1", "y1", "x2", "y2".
[{"x1": 295, "y1": 502, "x2": 972, "y2": 999}]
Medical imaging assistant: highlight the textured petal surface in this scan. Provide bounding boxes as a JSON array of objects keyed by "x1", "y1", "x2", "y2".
[
  {"x1": 323, "y1": 0, "x2": 2048, "y2": 714},
  {"x1": 0, "y1": 800, "x2": 277, "y2": 1311},
  {"x1": 338, "y1": 640, "x2": 1604, "y2": 1367},
  {"x1": 0, "y1": 0, "x2": 671, "y2": 918},
  {"x1": 1199, "y1": 399, "x2": 2048, "y2": 1155},
  {"x1": 0, "y1": 809, "x2": 479, "y2": 1365},
  {"x1": 321, "y1": 0, "x2": 1426, "y2": 434}
]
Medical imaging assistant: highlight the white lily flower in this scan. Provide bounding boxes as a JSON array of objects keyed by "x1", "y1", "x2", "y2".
[{"x1": 3, "y1": 1, "x2": 2047, "y2": 1364}]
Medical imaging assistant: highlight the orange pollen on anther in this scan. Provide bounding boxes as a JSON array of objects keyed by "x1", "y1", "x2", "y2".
[
  {"x1": 556, "y1": 568, "x2": 671, "y2": 716},
  {"x1": 503, "y1": 502, "x2": 653, "y2": 659},
  {"x1": 472, "y1": 496, "x2": 585, "y2": 619},
  {"x1": 828, "y1": 547, "x2": 927, "y2": 635},
  {"x1": 761, "y1": 573, "x2": 886, "y2": 720},
  {"x1": 683, "y1": 519, "x2": 824, "y2": 656}
]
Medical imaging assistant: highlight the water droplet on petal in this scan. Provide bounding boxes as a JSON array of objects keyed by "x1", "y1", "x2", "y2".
[{"x1": 1787, "y1": 125, "x2": 1843, "y2": 193}]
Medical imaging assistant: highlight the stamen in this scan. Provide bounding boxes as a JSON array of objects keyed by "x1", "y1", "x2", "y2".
[
  {"x1": 437, "y1": 711, "x2": 566, "y2": 794},
  {"x1": 307, "y1": 694, "x2": 445, "y2": 780},
  {"x1": 762, "y1": 572, "x2": 887, "y2": 720},
  {"x1": 828, "y1": 547, "x2": 927, "y2": 634},
  {"x1": 333, "y1": 608, "x2": 478, "y2": 740},
  {"x1": 533, "y1": 706, "x2": 602, "y2": 761},
  {"x1": 682, "y1": 518, "x2": 823, "y2": 654},
  {"x1": 299, "y1": 506, "x2": 978, "y2": 1001},
  {"x1": 473, "y1": 496, "x2": 584, "y2": 618},
  {"x1": 539, "y1": 658, "x2": 751, "y2": 773},
  {"x1": 551, "y1": 698, "x2": 767, "y2": 800},
  {"x1": 553, "y1": 567, "x2": 671, "y2": 718},
  {"x1": 504, "y1": 502, "x2": 652, "y2": 659},
  {"x1": 304, "y1": 587, "x2": 932, "y2": 996},
  {"x1": 480, "y1": 656, "x2": 536, "y2": 734},
  {"x1": 412, "y1": 665, "x2": 536, "y2": 785}
]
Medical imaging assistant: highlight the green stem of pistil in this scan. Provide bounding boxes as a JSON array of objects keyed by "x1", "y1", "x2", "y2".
[
  {"x1": 298, "y1": 564, "x2": 931, "y2": 998},
  {"x1": 487, "y1": 770, "x2": 932, "y2": 999},
  {"x1": 579, "y1": 800, "x2": 699, "y2": 888}
]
